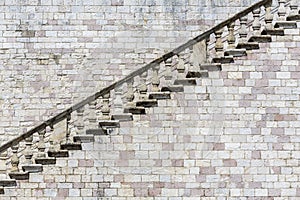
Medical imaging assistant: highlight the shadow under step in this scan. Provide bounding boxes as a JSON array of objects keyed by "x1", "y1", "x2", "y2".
[
  {"x1": 224, "y1": 49, "x2": 247, "y2": 57},
  {"x1": 248, "y1": 35, "x2": 272, "y2": 43},
  {"x1": 0, "y1": 179, "x2": 16, "y2": 187},
  {"x1": 0, "y1": 188, "x2": 3, "y2": 194},
  {"x1": 35, "y1": 157, "x2": 56, "y2": 165},
  {"x1": 149, "y1": 92, "x2": 171, "y2": 100},
  {"x1": 186, "y1": 71, "x2": 208, "y2": 78},
  {"x1": 261, "y1": 28, "x2": 284, "y2": 36},
  {"x1": 136, "y1": 99, "x2": 158, "y2": 107},
  {"x1": 275, "y1": 21, "x2": 297, "y2": 29},
  {"x1": 22, "y1": 164, "x2": 43, "y2": 173},
  {"x1": 9, "y1": 172, "x2": 29, "y2": 180},
  {"x1": 48, "y1": 150, "x2": 69, "y2": 158},
  {"x1": 212, "y1": 56, "x2": 234, "y2": 64},
  {"x1": 161, "y1": 85, "x2": 184, "y2": 92},
  {"x1": 74, "y1": 135, "x2": 95, "y2": 143},
  {"x1": 200, "y1": 64, "x2": 222, "y2": 71},
  {"x1": 236, "y1": 42, "x2": 259, "y2": 50},
  {"x1": 111, "y1": 113, "x2": 133, "y2": 122},
  {"x1": 124, "y1": 107, "x2": 146, "y2": 115},
  {"x1": 287, "y1": 14, "x2": 300, "y2": 21},
  {"x1": 174, "y1": 78, "x2": 197, "y2": 86},
  {"x1": 61, "y1": 143, "x2": 82, "y2": 150}
]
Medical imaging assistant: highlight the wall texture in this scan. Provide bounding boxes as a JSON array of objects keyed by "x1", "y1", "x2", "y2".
[{"x1": 0, "y1": 0, "x2": 258, "y2": 144}]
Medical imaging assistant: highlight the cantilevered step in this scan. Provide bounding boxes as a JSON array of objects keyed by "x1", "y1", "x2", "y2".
[
  {"x1": 212, "y1": 56, "x2": 234, "y2": 64},
  {"x1": 200, "y1": 64, "x2": 222, "y2": 71},
  {"x1": 111, "y1": 113, "x2": 133, "y2": 121},
  {"x1": 22, "y1": 164, "x2": 43, "y2": 173},
  {"x1": 261, "y1": 28, "x2": 284, "y2": 36},
  {"x1": 224, "y1": 49, "x2": 247, "y2": 57},
  {"x1": 149, "y1": 92, "x2": 171, "y2": 100},
  {"x1": 61, "y1": 143, "x2": 82, "y2": 150},
  {"x1": 35, "y1": 157, "x2": 56, "y2": 165},
  {"x1": 161, "y1": 86, "x2": 184, "y2": 92},
  {"x1": 236, "y1": 42, "x2": 259, "y2": 50},
  {"x1": 0, "y1": 179, "x2": 16, "y2": 187},
  {"x1": 48, "y1": 150, "x2": 69, "y2": 158},
  {"x1": 124, "y1": 107, "x2": 146, "y2": 115},
  {"x1": 136, "y1": 99, "x2": 158, "y2": 107},
  {"x1": 186, "y1": 71, "x2": 208, "y2": 78},
  {"x1": 287, "y1": 15, "x2": 300, "y2": 21},
  {"x1": 86, "y1": 128, "x2": 107, "y2": 135},
  {"x1": 9, "y1": 172, "x2": 29, "y2": 180},
  {"x1": 248, "y1": 35, "x2": 272, "y2": 43},
  {"x1": 73, "y1": 135, "x2": 95, "y2": 143},
  {"x1": 174, "y1": 78, "x2": 197, "y2": 86},
  {"x1": 274, "y1": 21, "x2": 297, "y2": 29}
]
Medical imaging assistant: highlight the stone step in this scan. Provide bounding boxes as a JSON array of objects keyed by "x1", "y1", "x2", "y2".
[
  {"x1": 111, "y1": 113, "x2": 133, "y2": 121},
  {"x1": 136, "y1": 99, "x2": 158, "y2": 107},
  {"x1": 8, "y1": 172, "x2": 29, "y2": 180},
  {"x1": 224, "y1": 49, "x2": 247, "y2": 57},
  {"x1": 35, "y1": 157, "x2": 56, "y2": 165},
  {"x1": 73, "y1": 135, "x2": 95, "y2": 143},
  {"x1": 148, "y1": 92, "x2": 171, "y2": 100},
  {"x1": 161, "y1": 85, "x2": 184, "y2": 92},
  {"x1": 22, "y1": 164, "x2": 43, "y2": 173},
  {"x1": 0, "y1": 188, "x2": 3, "y2": 194},
  {"x1": 212, "y1": 56, "x2": 234, "y2": 64},
  {"x1": 287, "y1": 14, "x2": 300, "y2": 21},
  {"x1": 248, "y1": 35, "x2": 272, "y2": 43},
  {"x1": 174, "y1": 78, "x2": 197, "y2": 86},
  {"x1": 261, "y1": 28, "x2": 284, "y2": 36},
  {"x1": 86, "y1": 128, "x2": 107, "y2": 135},
  {"x1": 60, "y1": 143, "x2": 82, "y2": 150},
  {"x1": 124, "y1": 107, "x2": 146, "y2": 115},
  {"x1": 48, "y1": 150, "x2": 69, "y2": 158},
  {"x1": 99, "y1": 120, "x2": 120, "y2": 128},
  {"x1": 0, "y1": 179, "x2": 17, "y2": 187},
  {"x1": 236, "y1": 42, "x2": 259, "y2": 50},
  {"x1": 186, "y1": 71, "x2": 208, "y2": 78},
  {"x1": 200, "y1": 64, "x2": 222, "y2": 71},
  {"x1": 274, "y1": 21, "x2": 297, "y2": 29}
]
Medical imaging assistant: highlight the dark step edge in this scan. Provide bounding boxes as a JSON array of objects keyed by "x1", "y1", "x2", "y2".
[
  {"x1": 60, "y1": 143, "x2": 82, "y2": 150},
  {"x1": 48, "y1": 150, "x2": 69, "y2": 158},
  {"x1": 236, "y1": 42, "x2": 260, "y2": 50},
  {"x1": 22, "y1": 164, "x2": 43, "y2": 173},
  {"x1": 0, "y1": 179, "x2": 17, "y2": 187},
  {"x1": 186, "y1": 71, "x2": 208, "y2": 78},
  {"x1": 73, "y1": 135, "x2": 95, "y2": 143},
  {"x1": 212, "y1": 57, "x2": 234, "y2": 64},
  {"x1": 148, "y1": 92, "x2": 171, "y2": 100},
  {"x1": 287, "y1": 14, "x2": 300, "y2": 21},
  {"x1": 86, "y1": 128, "x2": 107, "y2": 135},
  {"x1": 124, "y1": 107, "x2": 146, "y2": 115},
  {"x1": 111, "y1": 113, "x2": 133, "y2": 121},
  {"x1": 99, "y1": 120, "x2": 120, "y2": 128},
  {"x1": 174, "y1": 78, "x2": 197, "y2": 86},
  {"x1": 35, "y1": 158, "x2": 56, "y2": 165},
  {"x1": 274, "y1": 21, "x2": 297, "y2": 29},
  {"x1": 224, "y1": 49, "x2": 247, "y2": 57},
  {"x1": 200, "y1": 64, "x2": 222, "y2": 71},
  {"x1": 136, "y1": 99, "x2": 158, "y2": 107},
  {"x1": 8, "y1": 172, "x2": 29, "y2": 180},
  {"x1": 261, "y1": 28, "x2": 284, "y2": 36},
  {"x1": 248, "y1": 35, "x2": 272, "y2": 43},
  {"x1": 161, "y1": 85, "x2": 184, "y2": 92}
]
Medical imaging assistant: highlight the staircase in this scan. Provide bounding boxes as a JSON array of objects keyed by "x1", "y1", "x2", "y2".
[{"x1": 0, "y1": 0, "x2": 299, "y2": 198}]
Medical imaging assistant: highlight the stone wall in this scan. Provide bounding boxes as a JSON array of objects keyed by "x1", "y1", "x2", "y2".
[{"x1": 0, "y1": 0, "x2": 258, "y2": 144}]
